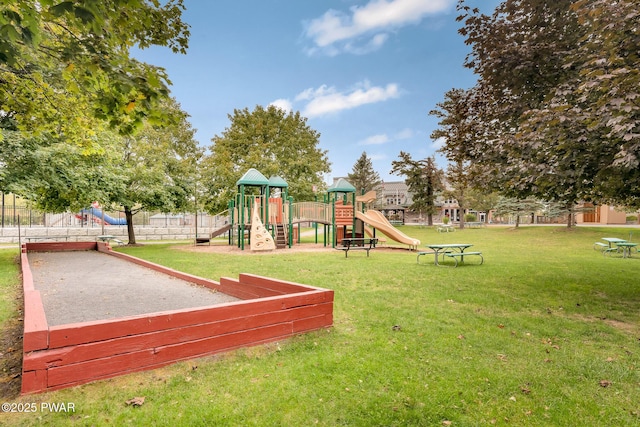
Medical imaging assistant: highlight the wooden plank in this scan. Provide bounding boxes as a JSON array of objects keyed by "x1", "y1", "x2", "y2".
[
  {"x1": 293, "y1": 312, "x2": 333, "y2": 333},
  {"x1": 218, "y1": 277, "x2": 268, "y2": 299},
  {"x1": 26, "y1": 242, "x2": 97, "y2": 252},
  {"x1": 104, "y1": 250, "x2": 223, "y2": 291},
  {"x1": 238, "y1": 273, "x2": 318, "y2": 294},
  {"x1": 26, "y1": 304, "x2": 331, "y2": 370},
  {"x1": 23, "y1": 290, "x2": 49, "y2": 352},
  {"x1": 47, "y1": 293, "x2": 327, "y2": 348},
  {"x1": 46, "y1": 323, "x2": 294, "y2": 387},
  {"x1": 20, "y1": 369, "x2": 48, "y2": 395}
]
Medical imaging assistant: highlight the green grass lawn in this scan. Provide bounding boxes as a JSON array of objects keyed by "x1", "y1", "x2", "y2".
[{"x1": 1, "y1": 226, "x2": 639, "y2": 426}]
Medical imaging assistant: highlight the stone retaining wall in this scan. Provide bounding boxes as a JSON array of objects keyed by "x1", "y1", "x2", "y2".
[{"x1": 0, "y1": 227, "x2": 216, "y2": 244}]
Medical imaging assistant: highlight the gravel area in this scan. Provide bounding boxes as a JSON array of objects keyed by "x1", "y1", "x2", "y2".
[{"x1": 28, "y1": 251, "x2": 239, "y2": 326}]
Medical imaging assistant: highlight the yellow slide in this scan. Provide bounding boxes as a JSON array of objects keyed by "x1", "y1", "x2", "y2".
[{"x1": 355, "y1": 210, "x2": 420, "y2": 250}]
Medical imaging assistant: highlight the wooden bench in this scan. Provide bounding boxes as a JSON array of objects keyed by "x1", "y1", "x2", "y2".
[
  {"x1": 25, "y1": 236, "x2": 70, "y2": 242},
  {"x1": 443, "y1": 251, "x2": 484, "y2": 267},
  {"x1": 195, "y1": 236, "x2": 211, "y2": 245},
  {"x1": 337, "y1": 238, "x2": 378, "y2": 258}
]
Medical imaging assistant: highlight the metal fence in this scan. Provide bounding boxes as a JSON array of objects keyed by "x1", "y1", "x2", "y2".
[{"x1": 0, "y1": 205, "x2": 226, "y2": 229}]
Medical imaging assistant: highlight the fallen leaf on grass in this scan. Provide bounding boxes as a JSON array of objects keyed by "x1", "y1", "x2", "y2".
[{"x1": 125, "y1": 396, "x2": 145, "y2": 407}]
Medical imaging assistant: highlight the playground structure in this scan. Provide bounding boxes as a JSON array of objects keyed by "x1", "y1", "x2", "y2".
[
  {"x1": 77, "y1": 202, "x2": 127, "y2": 226},
  {"x1": 215, "y1": 169, "x2": 420, "y2": 251}
]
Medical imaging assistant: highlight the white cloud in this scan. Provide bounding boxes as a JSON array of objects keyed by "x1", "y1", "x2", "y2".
[
  {"x1": 394, "y1": 128, "x2": 414, "y2": 140},
  {"x1": 304, "y1": 0, "x2": 454, "y2": 55},
  {"x1": 269, "y1": 98, "x2": 293, "y2": 113},
  {"x1": 301, "y1": 81, "x2": 400, "y2": 117},
  {"x1": 359, "y1": 134, "x2": 390, "y2": 145},
  {"x1": 432, "y1": 136, "x2": 446, "y2": 149},
  {"x1": 272, "y1": 80, "x2": 401, "y2": 118},
  {"x1": 369, "y1": 153, "x2": 387, "y2": 161}
]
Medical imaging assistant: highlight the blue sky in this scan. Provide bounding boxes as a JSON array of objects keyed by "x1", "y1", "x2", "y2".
[{"x1": 133, "y1": 0, "x2": 501, "y2": 183}]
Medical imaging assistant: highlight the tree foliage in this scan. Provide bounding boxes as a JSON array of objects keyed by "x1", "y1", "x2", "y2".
[
  {"x1": 201, "y1": 105, "x2": 331, "y2": 212},
  {"x1": 430, "y1": 88, "x2": 476, "y2": 229},
  {"x1": 493, "y1": 197, "x2": 544, "y2": 228},
  {"x1": 0, "y1": 130, "x2": 121, "y2": 211},
  {"x1": 0, "y1": 0, "x2": 190, "y2": 144},
  {"x1": 0, "y1": 98, "x2": 202, "y2": 244},
  {"x1": 390, "y1": 152, "x2": 443, "y2": 226},
  {"x1": 109, "y1": 98, "x2": 203, "y2": 244},
  {"x1": 348, "y1": 151, "x2": 382, "y2": 197},
  {"x1": 448, "y1": 0, "x2": 640, "y2": 216}
]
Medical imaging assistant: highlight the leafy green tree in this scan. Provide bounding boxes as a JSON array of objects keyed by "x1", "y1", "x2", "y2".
[
  {"x1": 493, "y1": 197, "x2": 544, "y2": 228},
  {"x1": 453, "y1": 0, "x2": 640, "y2": 220},
  {"x1": 0, "y1": 0, "x2": 190, "y2": 144},
  {"x1": 109, "y1": 99, "x2": 203, "y2": 244},
  {"x1": 390, "y1": 152, "x2": 443, "y2": 226},
  {"x1": 0, "y1": 130, "x2": 121, "y2": 211},
  {"x1": 201, "y1": 105, "x2": 331, "y2": 212},
  {"x1": 466, "y1": 189, "x2": 499, "y2": 224},
  {"x1": 430, "y1": 88, "x2": 476, "y2": 229},
  {"x1": 1, "y1": 98, "x2": 202, "y2": 244},
  {"x1": 348, "y1": 152, "x2": 382, "y2": 197}
]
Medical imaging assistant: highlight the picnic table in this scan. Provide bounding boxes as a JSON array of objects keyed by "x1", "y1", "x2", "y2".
[
  {"x1": 417, "y1": 243, "x2": 483, "y2": 267},
  {"x1": 97, "y1": 235, "x2": 125, "y2": 245},
  {"x1": 337, "y1": 237, "x2": 378, "y2": 258},
  {"x1": 614, "y1": 242, "x2": 638, "y2": 258},
  {"x1": 437, "y1": 224, "x2": 455, "y2": 233},
  {"x1": 601, "y1": 237, "x2": 627, "y2": 248},
  {"x1": 598, "y1": 237, "x2": 637, "y2": 258}
]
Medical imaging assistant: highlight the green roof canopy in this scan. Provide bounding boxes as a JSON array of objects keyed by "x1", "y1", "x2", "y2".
[
  {"x1": 327, "y1": 178, "x2": 356, "y2": 193},
  {"x1": 268, "y1": 175, "x2": 288, "y2": 188},
  {"x1": 236, "y1": 168, "x2": 269, "y2": 187}
]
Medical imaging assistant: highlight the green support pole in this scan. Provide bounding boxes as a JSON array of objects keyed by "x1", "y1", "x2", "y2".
[
  {"x1": 332, "y1": 198, "x2": 336, "y2": 248},
  {"x1": 352, "y1": 192, "x2": 357, "y2": 237},
  {"x1": 239, "y1": 186, "x2": 245, "y2": 250},
  {"x1": 288, "y1": 196, "x2": 293, "y2": 248}
]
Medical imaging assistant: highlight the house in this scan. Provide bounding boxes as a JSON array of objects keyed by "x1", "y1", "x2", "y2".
[{"x1": 575, "y1": 203, "x2": 627, "y2": 225}]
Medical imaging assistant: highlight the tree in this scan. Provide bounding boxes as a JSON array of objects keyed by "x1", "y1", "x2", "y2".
[
  {"x1": 465, "y1": 188, "x2": 499, "y2": 224},
  {"x1": 0, "y1": 0, "x2": 190, "y2": 144},
  {"x1": 0, "y1": 130, "x2": 121, "y2": 211},
  {"x1": 109, "y1": 99, "x2": 203, "y2": 244},
  {"x1": 390, "y1": 152, "x2": 443, "y2": 226},
  {"x1": 430, "y1": 88, "x2": 476, "y2": 229},
  {"x1": 493, "y1": 197, "x2": 544, "y2": 228},
  {"x1": 0, "y1": 98, "x2": 202, "y2": 245},
  {"x1": 453, "y1": 0, "x2": 640, "y2": 222},
  {"x1": 348, "y1": 152, "x2": 382, "y2": 197},
  {"x1": 201, "y1": 105, "x2": 331, "y2": 212}
]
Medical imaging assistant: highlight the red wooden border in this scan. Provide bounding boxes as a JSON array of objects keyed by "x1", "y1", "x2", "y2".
[{"x1": 20, "y1": 242, "x2": 334, "y2": 394}]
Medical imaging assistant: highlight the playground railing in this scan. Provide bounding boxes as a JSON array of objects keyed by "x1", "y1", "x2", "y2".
[{"x1": 292, "y1": 202, "x2": 332, "y2": 224}]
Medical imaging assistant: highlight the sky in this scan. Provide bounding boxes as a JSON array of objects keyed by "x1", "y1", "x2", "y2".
[{"x1": 133, "y1": 0, "x2": 502, "y2": 183}]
